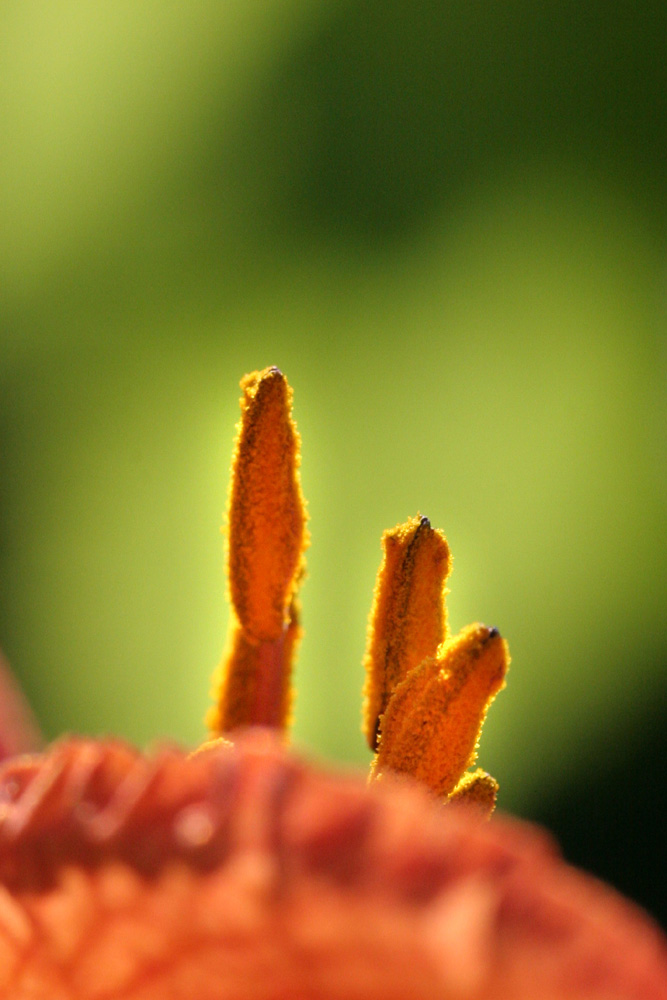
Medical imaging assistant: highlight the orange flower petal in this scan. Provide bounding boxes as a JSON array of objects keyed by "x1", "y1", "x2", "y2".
[{"x1": 0, "y1": 733, "x2": 665, "y2": 999}]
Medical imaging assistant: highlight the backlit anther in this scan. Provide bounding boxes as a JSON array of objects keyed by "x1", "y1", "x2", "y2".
[
  {"x1": 362, "y1": 515, "x2": 451, "y2": 750},
  {"x1": 371, "y1": 624, "x2": 509, "y2": 802},
  {"x1": 208, "y1": 368, "x2": 308, "y2": 735},
  {"x1": 447, "y1": 769, "x2": 499, "y2": 818}
]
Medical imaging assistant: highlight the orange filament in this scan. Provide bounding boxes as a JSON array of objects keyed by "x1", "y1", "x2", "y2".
[
  {"x1": 208, "y1": 605, "x2": 301, "y2": 734},
  {"x1": 362, "y1": 516, "x2": 451, "y2": 750}
]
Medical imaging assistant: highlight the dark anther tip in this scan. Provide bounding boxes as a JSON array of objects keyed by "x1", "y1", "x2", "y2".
[
  {"x1": 487, "y1": 626, "x2": 500, "y2": 639},
  {"x1": 419, "y1": 515, "x2": 431, "y2": 529}
]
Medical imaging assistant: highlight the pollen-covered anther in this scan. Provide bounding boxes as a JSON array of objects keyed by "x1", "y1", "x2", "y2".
[
  {"x1": 448, "y1": 769, "x2": 499, "y2": 819},
  {"x1": 228, "y1": 367, "x2": 308, "y2": 643},
  {"x1": 362, "y1": 515, "x2": 451, "y2": 750},
  {"x1": 372, "y1": 624, "x2": 509, "y2": 799}
]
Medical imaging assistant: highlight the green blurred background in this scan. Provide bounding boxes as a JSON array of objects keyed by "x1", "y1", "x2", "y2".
[{"x1": 1, "y1": 2, "x2": 665, "y2": 921}]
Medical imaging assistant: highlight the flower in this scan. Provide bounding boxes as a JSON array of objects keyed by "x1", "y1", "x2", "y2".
[
  {"x1": 0, "y1": 367, "x2": 665, "y2": 999},
  {"x1": 1, "y1": 733, "x2": 666, "y2": 998}
]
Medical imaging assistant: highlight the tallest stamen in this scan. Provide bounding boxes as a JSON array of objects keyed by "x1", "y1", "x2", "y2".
[
  {"x1": 207, "y1": 368, "x2": 308, "y2": 735},
  {"x1": 228, "y1": 368, "x2": 307, "y2": 643}
]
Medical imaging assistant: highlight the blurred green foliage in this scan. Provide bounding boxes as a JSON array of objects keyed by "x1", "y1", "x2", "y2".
[{"x1": 1, "y1": 0, "x2": 665, "y2": 844}]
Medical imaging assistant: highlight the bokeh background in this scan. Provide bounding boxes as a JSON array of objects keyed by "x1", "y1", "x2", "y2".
[{"x1": 1, "y1": 2, "x2": 665, "y2": 924}]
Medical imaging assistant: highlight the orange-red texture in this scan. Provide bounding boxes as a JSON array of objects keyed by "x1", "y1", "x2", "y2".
[{"x1": 0, "y1": 733, "x2": 666, "y2": 1000}]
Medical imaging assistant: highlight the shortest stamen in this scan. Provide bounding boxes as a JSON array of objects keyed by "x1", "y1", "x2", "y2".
[
  {"x1": 448, "y1": 769, "x2": 499, "y2": 819},
  {"x1": 371, "y1": 624, "x2": 509, "y2": 800}
]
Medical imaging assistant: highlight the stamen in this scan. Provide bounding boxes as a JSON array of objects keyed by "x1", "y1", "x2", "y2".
[
  {"x1": 448, "y1": 769, "x2": 499, "y2": 819},
  {"x1": 209, "y1": 369, "x2": 308, "y2": 734},
  {"x1": 227, "y1": 368, "x2": 307, "y2": 642},
  {"x1": 371, "y1": 624, "x2": 509, "y2": 798},
  {"x1": 208, "y1": 605, "x2": 302, "y2": 734},
  {"x1": 362, "y1": 516, "x2": 451, "y2": 750}
]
